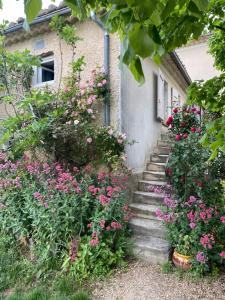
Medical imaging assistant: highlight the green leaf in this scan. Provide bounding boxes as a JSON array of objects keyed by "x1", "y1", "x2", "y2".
[
  {"x1": 24, "y1": 0, "x2": 42, "y2": 23},
  {"x1": 0, "y1": 0, "x2": 2, "y2": 9},
  {"x1": 65, "y1": 0, "x2": 85, "y2": 19},
  {"x1": 192, "y1": 0, "x2": 209, "y2": 11},
  {"x1": 161, "y1": 0, "x2": 177, "y2": 19},
  {"x1": 128, "y1": 23, "x2": 155, "y2": 58},
  {"x1": 129, "y1": 57, "x2": 145, "y2": 85}
]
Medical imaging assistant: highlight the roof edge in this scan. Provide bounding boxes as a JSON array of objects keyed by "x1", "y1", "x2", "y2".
[
  {"x1": 4, "y1": 6, "x2": 71, "y2": 35},
  {"x1": 170, "y1": 52, "x2": 192, "y2": 85}
]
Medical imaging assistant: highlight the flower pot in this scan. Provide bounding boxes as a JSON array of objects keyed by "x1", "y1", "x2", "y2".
[{"x1": 172, "y1": 250, "x2": 192, "y2": 270}]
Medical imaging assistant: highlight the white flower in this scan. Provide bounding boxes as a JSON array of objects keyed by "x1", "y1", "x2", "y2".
[
  {"x1": 87, "y1": 109, "x2": 93, "y2": 114},
  {"x1": 108, "y1": 128, "x2": 113, "y2": 135},
  {"x1": 74, "y1": 120, "x2": 80, "y2": 125},
  {"x1": 87, "y1": 137, "x2": 92, "y2": 144}
]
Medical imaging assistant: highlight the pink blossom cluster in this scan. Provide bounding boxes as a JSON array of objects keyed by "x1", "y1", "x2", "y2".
[
  {"x1": 163, "y1": 197, "x2": 177, "y2": 209},
  {"x1": 155, "y1": 208, "x2": 174, "y2": 223},
  {"x1": 200, "y1": 234, "x2": 215, "y2": 249}
]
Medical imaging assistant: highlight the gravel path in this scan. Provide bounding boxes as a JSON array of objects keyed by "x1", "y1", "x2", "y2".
[{"x1": 92, "y1": 262, "x2": 225, "y2": 300}]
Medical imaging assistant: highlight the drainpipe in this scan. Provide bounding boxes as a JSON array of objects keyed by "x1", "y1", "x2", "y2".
[{"x1": 90, "y1": 11, "x2": 110, "y2": 126}]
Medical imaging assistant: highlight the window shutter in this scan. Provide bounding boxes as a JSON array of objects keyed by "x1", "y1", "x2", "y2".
[{"x1": 157, "y1": 69, "x2": 164, "y2": 120}]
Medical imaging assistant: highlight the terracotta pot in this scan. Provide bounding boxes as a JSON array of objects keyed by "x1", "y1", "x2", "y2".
[{"x1": 172, "y1": 250, "x2": 192, "y2": 270}]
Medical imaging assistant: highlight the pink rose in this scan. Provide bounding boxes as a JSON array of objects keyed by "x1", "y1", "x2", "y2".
[
  {"x1": 87, "y1": 137, "x2": 92, "y2": 144},
  {"x1": 166, "y1": 116, "x2": 173, "y2": 126},
  {"x1": 175, "y1": 134, "x2": 182, "y2": 141},
  {"x1": 173, "y1": 108, "x2": 178, "y2": 113},
  {"x1": 220, "y1": 216, "x2": 225, "y2": 223}
]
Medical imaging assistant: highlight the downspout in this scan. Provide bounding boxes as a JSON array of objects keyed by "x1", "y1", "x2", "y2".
[{"x1": 90, "y1": 11, "x2": 110, "y2": 126}]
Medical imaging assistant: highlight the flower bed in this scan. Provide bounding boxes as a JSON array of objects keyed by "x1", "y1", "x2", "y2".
[{"x1": 157, "y1": 107, "x2": 225, "y2": 275}]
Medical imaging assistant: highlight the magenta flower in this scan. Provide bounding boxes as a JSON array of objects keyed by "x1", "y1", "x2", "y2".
[
  {"x1": 111, "y1": 221, "x2": 122, "y2": 230},
  {"x1": 220, "y1": 216, "x2": 225, "y2": 223},
  {"x1": 200, "y1": 234, "x2": 215, "y2": 249},
  {"x1": 219, "y1": 251, "x2": 225, "y2": 259}
]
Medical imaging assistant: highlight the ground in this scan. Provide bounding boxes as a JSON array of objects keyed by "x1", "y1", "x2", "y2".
[{"x1": 92, "y1": 262, "x2": 225, "y2": 300}]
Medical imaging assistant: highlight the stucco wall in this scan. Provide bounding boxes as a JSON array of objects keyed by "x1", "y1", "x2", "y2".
[
  {"x1": 177, "y1": 42, "x2": 219, "y2": 81},
  {"x1": 121, "y1": 58, "x2": 187, "y2": 173},
  {"x1": 4, "y1": 20, "x2": 121, "y2": 127}
]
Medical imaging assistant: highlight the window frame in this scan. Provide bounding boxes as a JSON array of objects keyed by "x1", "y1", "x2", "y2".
[{"x1": 32, "y1": 55, "x2": 55, "y2": 88}]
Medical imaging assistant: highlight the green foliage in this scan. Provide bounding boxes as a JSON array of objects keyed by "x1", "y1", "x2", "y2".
[
  {"x1": 208, "y1": 30, "x2": 225, "y2": 71},
  {"x1": 159, "y1": 108, "x2": 225, "y2": 275},
  {"x1": 24, "y1": 0, "x2": 42, "y2": 23},
  {"x1": 187, "y1": 75, "x2": 225, "y2": 159},
  {"x1": 0, "y1": 155, "x2": 131, "y2": 283}
]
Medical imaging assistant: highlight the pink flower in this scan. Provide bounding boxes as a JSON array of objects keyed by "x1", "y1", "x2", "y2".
[
  {"x1": 102, "y1": 79, "x2": 107, "y2": 85},
  {"x1": 191, "y1": 107, "x2": 197, "y2": 112},
  {"x1": 87, "y1": 108, "x2": 93, "y2": 114},
  {"x1": 220, "y1": 216, "x2": 225, "y2": 223},
  {"x1": 33, "y1": 192, "x2": 43, "y2": 200},
  {"x1": 219, "y1": 251, "x2": 225, "y2": 259},
  {"x1": 190, "y1": 127, "x2": 196, "y2": 133},
  {"x1": 183, "y1": 133, "x2": 188, "y2": 139},
  {"x1": 173, "y1": 108, "x2": 178, "y2": 113},
  {"x1": 111, "y1": 221, "x2": 122, "y2": 230},
  {"x1": 99, "y1": 194, "x2": 110, "y2": 205},
  {"x1": 189, "y1": 222, "x2": 196, "y2": 229},
  {"x1": 196, "y1": 251, "x2": 207, "y2": 263},
  {"x1": 166, "y1": 116, "x2": 173, "y2": 126},
  {"x1": 87, "y1": 137, "x2": 92, "y2": 144},
  {"x1": 90, "y1": 237, "x2": 99, "y2": 247},
  {"x1": 106, "y1": 226, "x2": 111, "y2": 231},
  {"x1": 155, "y1": 208, "x2": 163, "y2": 218},
  {"x1": 99, "y1": 219, "x2": 105, "y2": 229},
  {"x1": 200, "y1": 234, "x2": 215, "y2": 249},
  {"x1": 175, "y1": 134, "x2": 182, "y2": 141},
  {"x1": 187, "y1": 210, "x2": 196, "y2": 222},
  {"x1": 117, "y1": 138, "x2": 123, "y2": 144},
  {"x1": 163, "y1": 197, "x2": 176, "y2": 209},
  {"x1": 97, "y1": 82, "x2": 103, "y2": 88},
  {"x1": 87, "y1": 223, "x2": 92, "y2": 228}
]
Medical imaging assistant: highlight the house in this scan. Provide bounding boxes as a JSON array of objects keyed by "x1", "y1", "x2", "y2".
[
  {"x1": 2, "y1": 3, "x2": 193, "y2": 264},
  {"x1": 2, "y1": 3, "x2": 191, "y2": 175},
  {"x1": 176, "y1": 34, "x2": 220, "y2": 81}
]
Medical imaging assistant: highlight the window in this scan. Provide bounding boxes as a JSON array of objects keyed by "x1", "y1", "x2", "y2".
[{"x1": 33, "y1": 55, "x2": 54, "y2": 86}]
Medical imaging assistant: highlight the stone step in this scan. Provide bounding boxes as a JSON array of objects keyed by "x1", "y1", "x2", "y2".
[
  {"x1": 146, "y1": 162, "x2": 166, "y2": 172},
  {"x1": 161, "y1": 133, "x2": 170, "y2": 141},
  {"x1": 133, "y1": 190, "x2": 164, "y2": 205},
  {"x1": 157, "y1": 140, "x2": 171, "y2": 147},
  {"x1": 143, "y1": 171, "x2": 165, "y2": 181},
  {"x1": 154, "y1": 146, "x2": 170, "y2": 155},
  {"x1": 132, "y1": 236, "x2": 170, "y2": 264},
  {"x1": 138, "y1": 180, "x2": 167, "y2": 193},
  {"x1": 130, "y1": 203, "x2": 159, "y2": 219},
  {"x1": 151, "y1": 154, "x2": 168, "y2": 163},
  {"x1": 129, "y1": 217, "x2": 166, "y2": 239}
]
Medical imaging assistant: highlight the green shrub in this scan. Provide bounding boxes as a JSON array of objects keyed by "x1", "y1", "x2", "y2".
[{"x1": 157, "y1": 107, "x2": 225, "y2": 275}]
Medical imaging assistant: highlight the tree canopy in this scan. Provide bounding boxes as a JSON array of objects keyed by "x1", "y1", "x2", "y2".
[{"x1": 1, "y1": 0, "x2": 225, "y2": 83}]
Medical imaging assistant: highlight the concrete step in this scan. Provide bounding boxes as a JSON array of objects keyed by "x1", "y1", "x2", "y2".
[
  {"x1": 132, "y1": 236, "x2": 170, "y2": 264},
  {"x1": 138, "y1": 180, "x2": 167, "y2": 193},
  {"x1": 146, "y1": 162, "x2": 166, "y2": 172},
  {"x1": 133, "y1": 191, "x2": 164, "y2": 205},
  {"x1": 154, "y1": 146, "x2": 170, "y2": 155},
  {"x1": 151, "y1": 154, "x2": 168, "y2": 163},
  {"x1": 143, "y1": 171, "x2": 165, "y2": 181},
  {"x1": 129, "y1": 217, "x2": 166, "y2": 239},
  {"x1": 130, "y1": 203, "x2": 159, "y2": 219}
]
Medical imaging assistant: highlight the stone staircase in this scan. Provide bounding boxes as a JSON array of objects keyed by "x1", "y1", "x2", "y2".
[{"x1": 129, "y1": 133, "x2": 171, "y2": 264}]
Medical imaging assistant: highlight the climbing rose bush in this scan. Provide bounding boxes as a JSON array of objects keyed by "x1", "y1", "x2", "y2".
[
  {"x1": 0, "y1": 153, "x2": 132, "y2": 280},
  {"x1": 158, "y1": 107, "x2": 225, "y2": 275}
]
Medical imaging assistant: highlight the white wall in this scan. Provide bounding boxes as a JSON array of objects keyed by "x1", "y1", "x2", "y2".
[
  {"x1": 177, "y1": 42, "x2": 219, "y2": 81},
  {"x1": 121, "y1": 58, "x2": 186, "y2": 173}
]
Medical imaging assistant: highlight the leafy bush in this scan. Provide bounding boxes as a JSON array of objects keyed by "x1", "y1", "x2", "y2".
[
  {"x1": 0, "y1": 153, "x2": 132, "y2": 281},
  {"x1": 157, "y1": 107, "x2": 225, "y2": 275}
]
